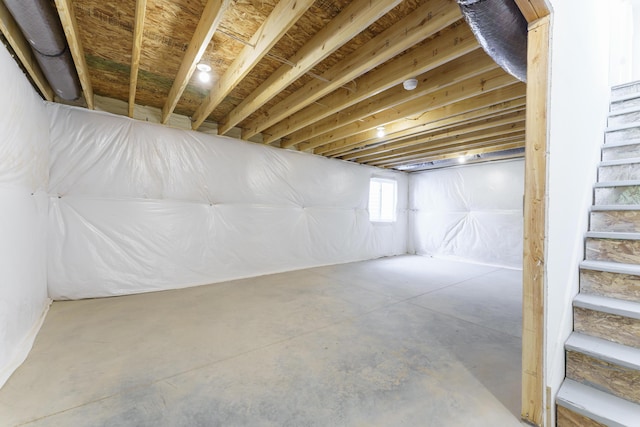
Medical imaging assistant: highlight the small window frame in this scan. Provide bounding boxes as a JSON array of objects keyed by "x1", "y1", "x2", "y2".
[{"x1": 368, "y1": 177, "x2": 397, "y2": 223}]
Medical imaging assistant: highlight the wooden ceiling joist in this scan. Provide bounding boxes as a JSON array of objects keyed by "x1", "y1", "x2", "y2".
[
  {"x1": 317, "y1": 89, "x2": 527, "y2": 157},
  {"x1": 191, "y1": 0, "x2": 315, "y2": 130},
  {"x1": 0, "y1": 1, "x2": 54, "y2": 101},
  {"x1": 128, "y1": 0, "x2": 147, "y2": 118},
  {"x1": 53, "y1": 0, "x2": 94, "y2": 109},
  {"x1": 217, "y1": 0, "x2": 403, "y2": 135},
  {"x1": 241, "y1": 0, "x2": 463, "y2": 140},
  {"x1": 341, "y1": 110, "x2": 526, "y2": 162},
  {"x1": 514, "y1": 0, "x2": 550, "y2": 23},
  {"x1": 298, "y1": 68, "x2": 519, "y2": 152},
  {"x1": 266, "y1": 22, "x2": 479, "y2": 146},
  {"x1": 161, "y1": 0, "x2": 230, "y2": 124},
  {"x1": 282, "y1": 49, "x2": 497, "y2": 149}
]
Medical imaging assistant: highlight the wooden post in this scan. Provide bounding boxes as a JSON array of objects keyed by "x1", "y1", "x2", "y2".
[{"x1": 522, "y1": 15, "x2": 550, "y2": 427}]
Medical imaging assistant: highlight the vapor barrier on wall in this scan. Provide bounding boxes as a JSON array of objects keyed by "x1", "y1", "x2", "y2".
[
  {"x1": 47, "y1": 105, "x2": 408, "y2": 299},
  {"x1": 409, "y1": 159, "x2": 524, "y2": 269},
  {"x1": 0, "y1": 44, "x2": 50, "y2": 388}
]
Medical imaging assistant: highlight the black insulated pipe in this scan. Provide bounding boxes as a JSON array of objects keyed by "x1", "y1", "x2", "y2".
[
  {"x1": 457, "y1": 0, "x2": 528, "y2": 82},
  {"x1": 4, "y1": 0, "x2": 81, "y2": 100}
]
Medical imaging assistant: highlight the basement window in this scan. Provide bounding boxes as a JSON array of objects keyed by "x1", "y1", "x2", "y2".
[{"x1": 368, "y1": 178, "x2": 397, "y2": 223}]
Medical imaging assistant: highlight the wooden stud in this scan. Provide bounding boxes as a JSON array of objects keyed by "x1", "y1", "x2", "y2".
[
  {"x1": 241, "y1": 0, "x2": 463, "y2": 139},
  {"x1": 0, "y1": 2, "x2": 54, "y2": 100},
  {"x1": 264, "y1": 23, "x2": 479, "y2": 145},
  {"x1": 217, "y1": 0, "x2": 403, "y2": 135},
  {"x1": 54, "y1": 0, "x2": 94, "y2": 109},
  {"x1": 129, "y1": 0, "x2": 147, "y2": 118},
  {"x1": 161, "y1": 0, "x2": 230, "y2": 124},
  {"x1": 522, "y1": 15, "x2": 550, "y2": 427},
  {"x1": 514, "y1": 0, "x2": 551, "y2": 23},
  {"x1": 191, "y1": 0, "x2": 315, "y2": 130}
]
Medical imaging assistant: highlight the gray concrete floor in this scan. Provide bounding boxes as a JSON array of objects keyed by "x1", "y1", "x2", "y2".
[{"x1": 0, "y1": 255, "x2": 524, "y2": 426}]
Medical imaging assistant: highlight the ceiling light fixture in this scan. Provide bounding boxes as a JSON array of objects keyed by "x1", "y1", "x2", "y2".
[
  {"x1": 376, "y1": 126, "x2": 386, "y2": 138},
  {"x1": 196, "y1": 62, "x2": 212, "y2": 83},
  {"x1": 458, "y1": 155, "x2": 467, "y2": 164},
  {"x1": 403, "y1": 78, "x2": 418, "y2": 91}
]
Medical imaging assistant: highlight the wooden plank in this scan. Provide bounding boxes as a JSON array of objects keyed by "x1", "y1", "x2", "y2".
[
  {"x1": 54, "y1": 0, "x2": 94, "y2": 109},
  {"x1": 343, "y1": 111, "x2": 526, "y2": 161},
  {"x1": 299, "y1": 69, "x2": 519, "y2": 152},
  {"x1": 318, "y1": 91, "x2": 527, "y2": 157},
  {"x1": 522, "y1": 15, "x2": 550, "y2": 427},
  {"x1": 217, "y1": 0, "x2": 403, "y2": 135},
  {"x1": 191, "y1": 0, "x2": 314, "y2": 130},
  {"x1": 161, "y1": 0, "x2": 229, "y2": 123},
  {"x1": 264, "y1": 23, "x2": 479, "y2": 145},
  {"x1": 128, "y1": 0, "x2": 147, "y2": 117},
  {"x1": 514, "y1": 0, "x2": 551, "y2": 23},
  {"x1": 241, "y1": 0, "x2": 463, "y2": 139},
  {"x1": 0, "y1": 1, "x2": 54, "y2": 100},
  {"x1": 282, "y1": 49, "x2": 496, "y2": 149}
]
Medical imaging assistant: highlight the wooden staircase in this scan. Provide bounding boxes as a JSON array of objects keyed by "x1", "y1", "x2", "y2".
[{"x1": 556, "y1": 82, "x2": 640, "y2": 426}]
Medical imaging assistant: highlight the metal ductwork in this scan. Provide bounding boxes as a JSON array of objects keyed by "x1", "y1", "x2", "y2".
[
  {"x1": 457, "y1": 0, "x2": 527, "y2": 82},
  {"x1": 4, "y1": 0, "x2": 81, "y2": 100}
]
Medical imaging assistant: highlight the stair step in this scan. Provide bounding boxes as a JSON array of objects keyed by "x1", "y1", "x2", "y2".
[
  {"x1": 590, "y1": 207, "x2": 640, "y2": 232},
  {"x1": 585, "y1": 232, "x2": 640, "y2": 264},
  {"x1": 565, "y1": 332, "x2": 640, "y2": 404},
  {"x1": 609, "y1": 107, "x2": 640, "y2": 127},
  {"x1": 557, "y1": 379, "x2": 640, "y2": 426},
  {"x1": 594, "y1": 181, "x2": 640, "y2": 205},
  {"x1": 573, "y1": 294, "x2": 640, "y2": 349},
  {"x1": 598, "y1": 157, "x2": 640, "y2": 181},
  {"x1": 612, "y1": 81, "x2": 640, "y2": 97},
  {"x1": 611, "y1": 93, "x2": 640, "y2": 112},
  {"x1": 580, "y1": 260, "x2": 640, "y2": 302},
  {"x1": 605, "y1": 124, "x2": 640, "y2": 145},
  {"x1": 602, "y1": 141, "x2": 640, "y2": 161}
]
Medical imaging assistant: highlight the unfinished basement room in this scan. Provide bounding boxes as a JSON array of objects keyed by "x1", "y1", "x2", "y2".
[{"x1": 1, "y1": 0, "x2": 639, "y2": 426}]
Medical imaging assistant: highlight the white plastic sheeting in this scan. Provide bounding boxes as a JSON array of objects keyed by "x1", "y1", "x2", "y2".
[
  {"x1": 0, "y1": 44, "x2": 50, "y2": 388},
  {"x1": 47, "y1": 105, "x2": 408, "y2": 299},
  {"x1": 409, "y1": 159, "x2": 524, "y2": 268}
]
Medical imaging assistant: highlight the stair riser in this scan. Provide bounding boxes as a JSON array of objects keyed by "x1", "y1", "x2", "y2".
[
  {"x1": 606, "y1": 127, "x2": 640, "y2": 144},
  {"x1": 594, "y1": 186, "x2": 640, "y2": 205},
  {"x1": 612, "y1": 83, "x2": 640, "y2": 97},
  {"x1": 557, "y1": 405, "x2": 607, "y2": 427},
  {"x1": 566, "y1": 350, "x2": 640, "y2": 404},
  {"x1": 612, "y1": 96, "x2": 640, "y2": 112},
  {"x1": 590, "y1": 210, "x2": 640, "y2": 233},
  {"x1": 574, "y1": 307, "x2": 640, "y2": 348},
  {"x1": 602, "y1": 143, "x2": 640, "y2": 161},
  {"x1": 580, "y1": 269, "x2": 640, "y2": 302},
  {"x1": 586, "y1": 237, "x2": 640, "y2": 264},
  {"x1": 609, "y1": 111, "x2": 640, "y2": 126},
  {"x1": 599, "y1": 164, "x2": 640, "y2": 181}
]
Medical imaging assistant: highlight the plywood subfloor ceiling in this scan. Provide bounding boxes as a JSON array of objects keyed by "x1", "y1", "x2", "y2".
[{"x1": 3, "y1": 0, "x2": 526, "y2": 171}]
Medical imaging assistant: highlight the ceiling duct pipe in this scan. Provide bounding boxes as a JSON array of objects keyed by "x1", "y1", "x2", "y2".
[
  {"x1": 457, "y1": 0, "x2": 528, "y2": 82},
  {"x1": 4, "y1": 0, "x2": 81, "y2": 100}
]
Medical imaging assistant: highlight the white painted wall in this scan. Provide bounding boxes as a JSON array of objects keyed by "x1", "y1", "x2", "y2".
[
  {"x1": 408, "y1": 159, "x2": 524, "y2": 269},
  {"x1": 545, "y1": 0, "x2": 614, "y2": 423},
  {"x1": 0, "y1": 45, "x2": 51, "y2": 388}
]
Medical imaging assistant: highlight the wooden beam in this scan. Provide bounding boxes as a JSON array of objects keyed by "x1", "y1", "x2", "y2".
[
  {"x1": 282, "y1": 48, "x2": 496, "y2": 149},
  {"x1": 191, "y1": 0, "x2": 314, "y2": 130},
  {"x1": 365, "y1": 122, "x2": 525, "y2": 165},
  {"x1": 217, "y1": 0, "x2": 402, "y2": 135},
  {"x1": 522, "y1": 15, "x2": 550, "y2": 427},
  {"x1": 54, "y1": 0, "x2": 94, "y2": 109},
  {"x1": 0, "y1": 1, "x2": 54, "y2": 100},
  {"x1": 264, "y1": 22, "x2": 478, "y2": 145},
  {"x1": 318, "y1": 90, "x2": 527, "y2": 157},
  {"x1": 343, "y1": 111, "x2": 526, "y2": 161},
  {"x1": 241, "y1": 0, "x2": 463, "y2": 139},
  {"x1": 128, "y1": 0, "x2": 147, "y2": 118},
  {"x1": 299, "y1": 69, "x2": 519, "y2": 152},
  {"x1": 514, "y1": 0, "x2": 550, "y2": 23},
  {"x1": 161, "y1": 0, "x2": 229, "y2": 124}
]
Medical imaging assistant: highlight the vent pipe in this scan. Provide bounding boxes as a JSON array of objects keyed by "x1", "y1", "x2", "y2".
[
  {"x1": 457, "y1": 0, "x2": 528, "y2": 82},
  {"x1": 4, "y1": 0, "x2": 81, "y2": 100}
]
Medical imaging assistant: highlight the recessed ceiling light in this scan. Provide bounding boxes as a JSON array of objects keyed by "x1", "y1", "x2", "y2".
[
  {"x1": 376, "y1": 126, "x2": 386, "y2": 138},
  {"x1": 403, "y1": 78, "x2": 418, "y2": 91}
]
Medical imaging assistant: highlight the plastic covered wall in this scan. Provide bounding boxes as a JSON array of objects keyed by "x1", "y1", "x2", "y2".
[
  {"x1": 0, "y1": 44, "x2": 50, "y2": 388},
  {"x1": 409, "y1": 159, "x2": 524, "y2": 269},
  {"x1": 47, "y1": 105, "x2": 408, "y2": 299}
]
